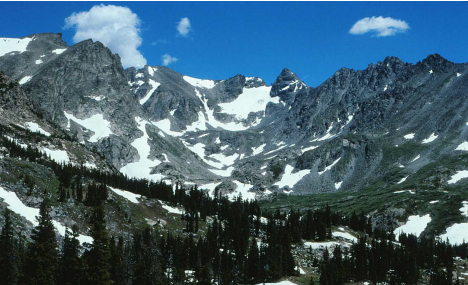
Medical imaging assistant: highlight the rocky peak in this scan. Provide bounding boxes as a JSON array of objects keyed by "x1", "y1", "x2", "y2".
[
  {"x1": 419, "y1": 53, "x2": 454, "y2": 73},
  {"x1": 271, "y1": 68, "x2": 306, "y2": 105}
]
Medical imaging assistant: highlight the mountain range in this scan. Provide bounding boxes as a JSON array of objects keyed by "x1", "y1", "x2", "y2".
[{"x1": 1, "y1": 32, "x2": 468, "y2": 243}]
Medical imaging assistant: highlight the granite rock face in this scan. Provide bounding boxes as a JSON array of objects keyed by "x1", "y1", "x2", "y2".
[{"x1": 1, "y1": 33, "x2": 468, "y2": 199}]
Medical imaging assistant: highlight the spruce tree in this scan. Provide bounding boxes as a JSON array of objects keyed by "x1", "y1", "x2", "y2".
[
  {"x1": 22, "y1": 199, "x2": 58, "y2": 285},
  {"x1": 59, "y1": 225, "x2": 82, "y2": 285},
  {"x1": 0, "y1": 208, "x2": 19, "y2": 285},
  {"x1": 86, "y1": 205, "x2": 113, "y2": 285}
]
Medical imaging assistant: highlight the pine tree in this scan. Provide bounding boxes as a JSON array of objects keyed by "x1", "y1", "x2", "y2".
[
  {"x1": 0, "y1": 208, "x2": 19, "y2": 285},
  {"x1": 22, "y1": 199, "x2": 58, "y2": 285},
  {"x1": 59, "y1": 225, "x2": 82, "y2": 285},
  {"x1": 86, "y1": 205, "x2": 113, "y2": 285}
]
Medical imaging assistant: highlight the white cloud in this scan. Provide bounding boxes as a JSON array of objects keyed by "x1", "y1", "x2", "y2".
[
  {"x1": 162, "y1": 54, "x2": 178, "y2": 66},
  {"x1": 177, "y1": 17, "x2": 191, "y2": 37},
  {"x1": 349, "y1": 16, "x2": 409, "y2": 37},
  {"x1": 65, "y1": 4, "x2": 147, "y2": 68}
]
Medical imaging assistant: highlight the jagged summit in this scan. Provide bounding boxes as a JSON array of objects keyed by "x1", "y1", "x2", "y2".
[{"x1": 1, "y1": 32, "x2": 468, "y2": 200}]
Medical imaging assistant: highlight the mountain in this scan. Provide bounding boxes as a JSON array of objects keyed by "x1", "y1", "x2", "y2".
[{"x1": 1, "y1": 32, "x2": 468, "y2": 242}]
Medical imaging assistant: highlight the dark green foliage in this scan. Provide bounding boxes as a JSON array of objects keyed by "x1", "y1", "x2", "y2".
[
  {"x1": 84, "y1": 205, "x2": 113, "y2": 285},
  {"x1": 0, "y1": 209, "x2": 19, "y2": 285},
  {"x1": 59, "y1": 225, "x2": 83, "y2": 285},
  {"x1": 22, "y1": 199, "x2": 58, "y2": 285}
]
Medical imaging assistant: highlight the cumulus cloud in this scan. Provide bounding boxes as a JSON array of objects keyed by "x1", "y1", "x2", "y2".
[
  {"x1": 349, "y1": 16, "x2": 409, "y2": 37},
  {"x1": 65, "y1": 4, "x2": 147, "y2": 68},
  {"x1": 162, "y1": 54, "x2": 178, "y2": 66},
  {"x1": 177, "y1": 17, "x2": 191, "y2": 37}
]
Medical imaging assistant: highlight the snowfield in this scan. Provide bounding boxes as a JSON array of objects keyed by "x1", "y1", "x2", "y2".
[
  {"x1": 109, "y1": 186, "x2": 141, "y2": 203},
  {"x1": 0, "y1": 186, "x2": 92, "y2": 244},
  {"x1": 25, "y1": 122, "x2": 51, "y2": 136},
  {"x1": 218, "y1": 86, "x2": 279, "y2": 121},
  {"x1": 440, "y1": 223, "x2": 468, "y2": 245},
  {"x1": 251, "y1": 144, "x2": 266, "y2": 156},
  {"x1": 120, "y1": 117, "x2": 163, "y2": 181},
  {"x1": 0, "y1": 37, "x2": 33, "y2": 56},
  {"x1": 448, "y1": 170, "x2": 468, "y2": 184},
  {"x1": 228, "y1": 181, "x2": 255, "y2": 201},
  {"x1": 199, "y1": 182, "x2": 222, "y2": 196},
  {"x1": 455, "y1": 142, "x2": 468, "y2": 151},
  {"x1": 42, "y1": 147, "x2": 70, "y2": 163},
  {"x1": 394, "y1": 214, "x2": 431, "y2": 240},
  {"x1": 64, "y1": 112, "x2": 113, "y2": 143},
  {"x1": 183, "y1": 76, "x2": 216, "y2": 89},
  {"x1": 274, "y1": 165, "x2": 310, "y2": 188},
  {"x1": 160, "y1": 202, "x2": 183, "y2": 215}
]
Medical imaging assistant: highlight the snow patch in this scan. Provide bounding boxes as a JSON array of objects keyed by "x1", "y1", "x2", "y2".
[
  {"x1": 460, "y1": 201, "x2": 468, "y2": 217},
  {"x1": 440, "y1": 223, "x2": 468, "y2": 245},
  {"x1": 148, "y1": 66, "x2": 156, "y2": 76},
  {"x1": 301, "y1": 145, "x2": 317, "y2": 154},
  {"x1": 160, "y1": 202, "x2": 183, "y2": 214},
  {"x1": 455, "y1": 142, "x2": 468, "y2": 151},
  {"x1": 218, "y1": 86, "x2": 278, "y2": 121},
  {"x1": 411, "y1": 155, "x2": 420, "y2": 162},
  {"x1": 199, "y1": 182, "x2": 222, "y2": 196},
  {"x1": 304, "y1": 241, "x2": 341, "y2": 250},
  {"x1": 448, "y1": 170, "x2": 468, "y2": 184},
  {"x1": 52, "y1": 48, "x2": 67, "y2": 55},
  {"x1": 429, "y1": 200, "x2": 439, "y2": 204},
  {"x1": 109, "y1": 186, "x2": 141, "y2": 203},
  {"x1": 152, "y1": 119, "x2": 184, "y2": 137},
  {"x1": 139, "y1": 79, "x2": 160, "y2": 105},
  {"x1": 43, "y1": 148, "x2": 69, "y2": 163},
  {"x1": 120, "y1": 117, "x2": 163, "y2": 181},
  {"x1": 208, "y1": 167, "x2": 235, "y2": 177},
  {"x1": 183, "y1": 76, "x2": 216, "y2": 89},
  {"x1": 228, "y1": 181, "x2": 255, "y2": 201},
  {"x1": 25, "y1": 122, "x2": 50, "y2": 136},
  {"x1": 0, "y1": 37, "x2": 32, "y2": 56},
  {"x1": 457, "y1": 73, "x2": 462, "y2": 77},
  {"x1": 35, "y1": 59, "x2": 43, "y2": 64},
  {"x1": 404, "y1": 133, "x2": 415, "y2": 139},
  {"x1": 274, "y1": 165, "x2": 310, "y2": 188},
  {"x1": 251, "y1": 144, "x2": 266, "y2": 156},
  {"x1": 19, "y1": 76, "x2": 32, "y2": 85},
  {"x1": 0, "y1": 186, "x2": 92, "y2": 244},
  {"x1": 332, "y1": 231, "x2": 357, "y2": 242},
  {"x1": 394, "y1": 190, "x2": 415, "y2": 194},
  {"x1": 64, "y1": 112, "x2": 113, "y2": 143},
  {"x1": 335, "y1": 181, "x2": 343, "y2": 190},
  {"x1": 394, "y1": 214, "x2": 431, "y2": 240},
  {"x1": 422, "y1": 133, "x2": 438, "y2": 144},
  {"x1": 318, "y1": 158, "x2": 341, "y2": 175},
  {"x1": 397, "y1": 176, "x2": 408, "y2": 184}
]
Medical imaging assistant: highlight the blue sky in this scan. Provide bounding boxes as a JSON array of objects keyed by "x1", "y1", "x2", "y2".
[{"x1": 1, "y1": 1, "x2": 467, "y2": 86}]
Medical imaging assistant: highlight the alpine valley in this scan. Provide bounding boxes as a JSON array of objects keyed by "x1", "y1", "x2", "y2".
[{"x1": 1, "y1": 33, "x2": 468, "y2": 285}]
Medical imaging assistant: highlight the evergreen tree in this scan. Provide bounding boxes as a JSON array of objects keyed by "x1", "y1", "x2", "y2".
[
  {"x1": 22, "y1": 199, "x2": 58, "y2": 285},
  {"x1": 59, "y1": 225, "x2": 82, "y2": 285},
  {"x1": 0, "y1": 209, "x2": 19, "y2": 285},
  {"x1": 85, "y1": 205, "x2": 113, "y2": 285}
]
